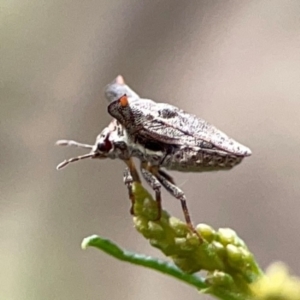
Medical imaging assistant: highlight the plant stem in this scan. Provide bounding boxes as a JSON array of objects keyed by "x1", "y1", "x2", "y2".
[{"x1": 82, "y1": 235, "x2": 253, "y2": 300}]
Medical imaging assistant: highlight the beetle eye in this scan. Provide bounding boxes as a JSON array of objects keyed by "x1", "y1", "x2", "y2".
[{"x1": 97, "y1": 138, "x2": 112, "y2": 152}]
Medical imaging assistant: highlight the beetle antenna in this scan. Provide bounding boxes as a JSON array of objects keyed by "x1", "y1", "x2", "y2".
[
  {"x1": 56, "y1": 153, "x2": 97, "y2": 170},
  {"x1": 56, "y1": 139, "x2": 94, "y2": 149}
]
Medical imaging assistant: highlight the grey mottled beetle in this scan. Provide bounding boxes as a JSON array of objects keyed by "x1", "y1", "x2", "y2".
[
  {"x1": 56, "y1": 76, "x2": 251, "y2": 237},
  {"x1": 108, "y1": 94, "x2": 251, "y2": 157}
]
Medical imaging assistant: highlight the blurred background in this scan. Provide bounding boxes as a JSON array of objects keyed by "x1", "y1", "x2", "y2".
[{"x1": 1, "y1": 1, "x2": 300, "y2": 299}]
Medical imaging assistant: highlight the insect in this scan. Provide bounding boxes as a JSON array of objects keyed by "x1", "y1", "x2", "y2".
[
  {"x1": 56, "y1": 118, "x2": 203, "y2": 237},
  {"x1": 56, "y1": 76, "x2": 251, "y2": 237},
  {"x1": 107, "y1": 95, "x2": 251, "y2": 157}
]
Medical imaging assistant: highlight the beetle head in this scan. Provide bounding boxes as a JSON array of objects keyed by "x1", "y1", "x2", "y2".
[{"x1": 56, "y1": 121, "x2": 122, "y2": 170}]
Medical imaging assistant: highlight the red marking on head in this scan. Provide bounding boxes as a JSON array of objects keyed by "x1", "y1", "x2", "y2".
[
  {"x1": 116, "y1": 75, "x2": 125, "y2": 85},
  {"x1": 119, "y1": 94, "x2": 128, "y2": 107}
]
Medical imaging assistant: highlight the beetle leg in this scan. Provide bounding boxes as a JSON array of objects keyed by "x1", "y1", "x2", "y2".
[
  {"x1": 123, "y1": 159, "x2": 141, "y2": 215},
  {"x1": 156, "y1": 172, "x2": 202, "y2": 240},
  {"x1": 157, "y1": 169, "x2": 176, "y2": 185},
  {"x1": 140, "y1": 162, "x2": 162, "y2": 221},
  {"x1": 124, "y1": 158, "x2": 141, "y2": 183}
]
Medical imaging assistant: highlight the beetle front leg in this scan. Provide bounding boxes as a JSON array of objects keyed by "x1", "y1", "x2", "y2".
[
  {"x1": 140, "y1": 163, "x2": 162, "y2": 221},
  {"x1": 124, "y1": 158, "x2": 141, "y2": 183},
  {"x1": 123, "y1": 167, "x2": 136, "y2": 216},
  {"x1": 156, "y1": 172, "x2": 202, "y2": 240},
  {"x1": 123, "y1": 158, "x2": 141, "y2": 216}
]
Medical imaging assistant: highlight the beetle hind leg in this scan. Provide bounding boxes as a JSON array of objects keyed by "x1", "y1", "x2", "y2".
[
  {"x1": 156, "y1": 171, "x2": 202, "y2": 240},
  {"x1": 157, "y1": 169, "x2": 175, "y2": 185}
]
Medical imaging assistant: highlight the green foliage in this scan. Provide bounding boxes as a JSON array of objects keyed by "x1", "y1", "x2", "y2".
[{"x1": 83, "y1": 182, "x2": 300, "y2": 300}]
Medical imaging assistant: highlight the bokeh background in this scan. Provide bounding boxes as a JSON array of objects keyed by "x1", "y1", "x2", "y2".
[{"x1": 1, "y1": 1, "x2": 300, "y2": 299}]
